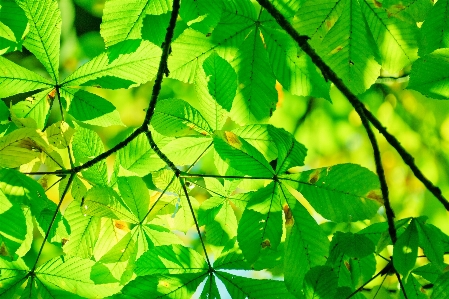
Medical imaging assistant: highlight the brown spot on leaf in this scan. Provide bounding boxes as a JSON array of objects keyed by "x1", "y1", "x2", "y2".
[
  {"x1": 114, "y1": 220, "x2": 128, "y2": 230},
  {"x1": 283, "y1": 205, "x2": 294, "y2": 226},
  {"x1": 61, "y1": 238, "x2": 69, "y2": 246},
  {"x1": 261, "y1": 239, "x2": 271, "y2": 248},
  {"x1": 308, "y1": 170, "x2": 321, "y2": 184},
  {"x1": 366, "y1": 190, "x2": 384, "y2": 205},
  {"x1": 345, "y1": 261, "x2": 351, "y2": 271},
  {"x1": 373, "y1": 0, "x2": 382, "y2": 7},
  {"x1": 0, "y1": 243, "x2": 8, "y2": 256},
  {"x1": 47, "y1": 89, "x2": 56, "y2": 101},
  {"x1": 224, "y1": 131, "x2": 242, "y2": 149},
  {"x1": 330, "y1": 46, "x2": 343, "y2": 54}
]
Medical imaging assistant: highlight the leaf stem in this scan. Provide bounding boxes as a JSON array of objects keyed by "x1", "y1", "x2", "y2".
[
  {"x1": 181, "y1": 172, "x2": 272, "y2": 180},
  {"x1": 180, "y1": 177, "x2": 212, "y2": 270},
  {"x1": 30, "y1": 173, "x2": 75, "y2": 273}
]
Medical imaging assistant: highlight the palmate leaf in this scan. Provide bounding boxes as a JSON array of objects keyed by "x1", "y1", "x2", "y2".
[
  {"x1": 0, "y1": 56, "x2": 52, "y2": 98},
  {"x1": 303, "y1": 266, "x2": 338, "y2": 299},
  {"x1": 281, "y1": 163, "x2": 383, "y2": 222},
  {"x1": 179, "y1": 0, "x2": 222, "y2": 35},
  {"x1": 11, "y1": 88, "x2": 54, "y2": 129},
  {"x1": 62, "y1": 39, "x2": 161, "y2": 89},
  {"x1": 431, "y1": 272, "x2": 449, "y2": 299},
  {"x1": 0, "y1": 257, "x2": 29, "y2": 297},
  {"x1": 415, "y1": 217, "x2": 445, "y2": 268},
  {"x1": 401, "y1": 274, "x2": 427, "y2": 299},
  {"x1": 100, "y1": 0, "x2": 172, "y2": 47},
  {"x1": 0, "y1": 128, "x2": 41, "y2": 168},
  {"x1": 162, "y1": 136, "x2": 212, "y2": 166},
  {"x1": 16, "y1": 0, "x2": 61, "y2": 82}
]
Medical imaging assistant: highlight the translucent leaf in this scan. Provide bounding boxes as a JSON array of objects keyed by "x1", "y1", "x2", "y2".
[
  {"x1": 213, "y1": 130, "x2": 274, "y2": 177},
  {"x1": 216, "y1": 271, "x2": 295, "y2": 299},
  {"x1": 0, "y1": 56, "x2": 52, "y2": 98},
  {"x1": 0, "y1": 128, "x2": 41, "y2": 168},
  {"x1": 393, "y1": 218, "x2": 419, "y2": 278},
  {"x1": 169, "y1": 2, "x2": 255, "y2": 83},
  {"x1": 36, "y1": 256, "x2": 121, "y2": 298},
  {"x1": 180, "y1": 0, "x2": 222, "y2": 34},
  {"x1": 44, "y1": 121, "x2": 74, "y2": 149},
  {"x1": 172, "y1": 195, "x2": 200, "y2": 233},
  {"x1": 62, "y1": 39, "x2": 162, "y2": 89},
  {"x1": 303, "y1": 266, "x2": 338, "y2": 299},
  {"x1": 413, "y1": 263, "x2": 445, "y2": 283},
  {"x1": 82, "y1": 186, "x2": 137, "y2": 223},
  {"x1": 0, "y1": 1, "x2": 27, "y2": 54},
  {"x1": 16, "y1": 0, "x2": 61, "y2": 81},
  {"x1": 316, "y1": 0, "x2": 381, "y2": 94},
  {"x1": 237, "y1": 182, "x2": 282, "y2": 264},
  {"x1": 0, "y1": 191, "x2": 27, "y2": 257},
  {"x1": 64, "y1": 88, "x2": 124, "y2": 127},
  {"x1": 135, "y1": 244, "x2": 207, "y2": 276},
  {"x1": 152, "y1": 98, "x2": 213, "y2": 137},
  {"x1": 72, "y1": 125, "x2": 108, "y2": 186},
  {"x1": 214, "y1": 237, "x2": 251, "y2": 270},
  {"x1": 11, "y1": 88, "x2": 54, "y2": 129},
  {"x1": 116, "y1": 129, "x2": 169, "y2": 177},
  {"x1": 116, "y1": 273, "x2": 205, "y2": 298},
  {"x1": 162, "y1": 136, "x2": 212, "y2": 166},
  {"x1": 419, "y1": 0, "x2": 449, "y2": 55},
  {"x1": 383, "y1": 0, "x2": 432, "y2": 23},
  {"x1": 232, "y1": 124, "x2": 278, "y2": 162},
  {"x1": 231, "y1": 28, "x2": 278, "y2": 124},
  {"x1": 63, "y1": 200, "x2": 101, "y2": 259},
  {"x1": 261, "y1": 25, "x2": 330, "y2": 99},
  {"x1": 281, "y1": 184, "x2": 329, "y2": 297},
  {"x1": 282, "y1": 164, "x2": 382, "y2": 222},
  {"x1": 200, "y1": 275, "x2": 221, "y2": 299},
  {"x1": 117, "y1": 176, "x2": 150, "y2": 222},
  {"x1": 329, "y1": 232, "x2": 375, "y2": 260},
  {"x1": 0, "y1": 257, "x2": 29, "y2": 296},
  {"x1": 408, "y1": 49, "x2": 449, "y2": 100},
  {"x1": 100, "y1": 0, "x2": 172, "y2": 47},
  {"x1": 198, "y1": 196, "x2": 238, "y2": 246},
  {"x1": 141, "y1": 13, "x2": 171, "y2": 47}
]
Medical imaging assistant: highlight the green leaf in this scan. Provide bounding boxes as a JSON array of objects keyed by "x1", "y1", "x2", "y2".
[
  {"x1": 408, "y1": 49, "x2": 449, "y2": 99},
  {"x1": 237, "y1": 182, "x2": 282, "y2": 264},
  {"x1": 116, "y1": 129, "x2": 169, "y2": 177},
  {"x1": 281, "y1": 184, "x2": 329, "y2": 297},
  {"x1": 303, "y1": 266, "x2": 338, "y2": 299},
  {"x1": 116, "y1": 273, "x2": 205, "y2": 298},
  {"x1": 83, "y1": 186, "x2": 137, "y2": 223},
  {"x1": 0, "y1": 1, "x2": 27, "y2": 54},
  {"x1": 400, "y1": 274, "x2": 426, "y2": 299},
  {"x1": 162, "y1": 137, "x2": 212, "y2": 166},
  {"x1": 198, "y1": 196, "x2": 238, "y2": 246},
  {"x1": 415, "y1": 217, "x2": 445, "y2": 268},
  {"x1": 261, "y1": 25, "x2": 330, "y2": 99},
  {"x1": 413, "y1": 263, "x2": 445, "y2": 283},
  {"x1": 232, "y1": 124, "x2": 278, "y2": 162},
  {"x1": 0, "y1": 57, "x2": 52, "y2": 98},
  {"x1": 268, "y1": 126, "x2": 307, "y2": 174},
  {"x1": 216, "y1": 271, "x2": 295, "y2": 299},
  {"x1": 282, "y1": 164, "x2": 383, "y2": 222},
  {"x1": 100, "y1": 0, "x2": 172, "y2": 47},
  {"x1": 329, "y1": 232, "x2": 375, "y2": 260},
  {"x1": 152, "y1": 98, "x2": 213, "y2": 137},
  {"x1": 16, "y1": 0, "x2": 61, "y2": 81},
  {"x1": 180, "y1": 0, "x2": 222, "y2": 34},
  {"x1": 141, "y1": 13, "x2": 171, "y2": 46},
  {"x1": 213, "y1": 130, "x2": 274, "y2": 177},
  {"x1": 0, "y1": 128, "x2": 41, "y2": 168},
  {"x1": 431, "y1": 271, "x2": 449, "y2": 299},
  {"x1": 72, "y1": 125, "x2": 108, "y2": 186},
  {"x1": 11, "y1": 88, "x2": 54, "y2": 129},
  {"x1": 0, "y1": 257, "x2": 29, "y2": 296},
  {"x1": 200, "y1": 275, "x2": 221, "y2": 299},
  {"x1": 63, "y1": 200, "x2": 101, "y2": 259},
  {"x1": 135, "y1": 244, "x2": 207, "y2": 276},
  {"x1": 393, "y1": 218, "x2": 419, "y2": 278},
  {"x1": 231, "y1": 27, "x2": 278, "y2": 124},
  {"x1": 0, "y1": 191, "x2": 28, "y2": 257},
  {"x1": 64, "y1": 88, "x2": 124, "y2": 127},
  {"x1": 172, "y1": 195, "x2": 200, "y2": 233},
  {"x1": 36, "y1": 255, "x2": 121, "y2": 298},
  {"x1": 62, "y1": 39, "x2": 162, "y2": 89},
  {"x1": 117, "y1": 176, "x2": 150, "y2": 222},
  {"x1": 419, "y1": 0, "x2": 449, "y2": 55}
]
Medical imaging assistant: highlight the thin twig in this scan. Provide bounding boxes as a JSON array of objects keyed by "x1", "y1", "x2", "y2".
[{"x1": 181, "y1": 172, "x2": 272, "y2": 180}]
